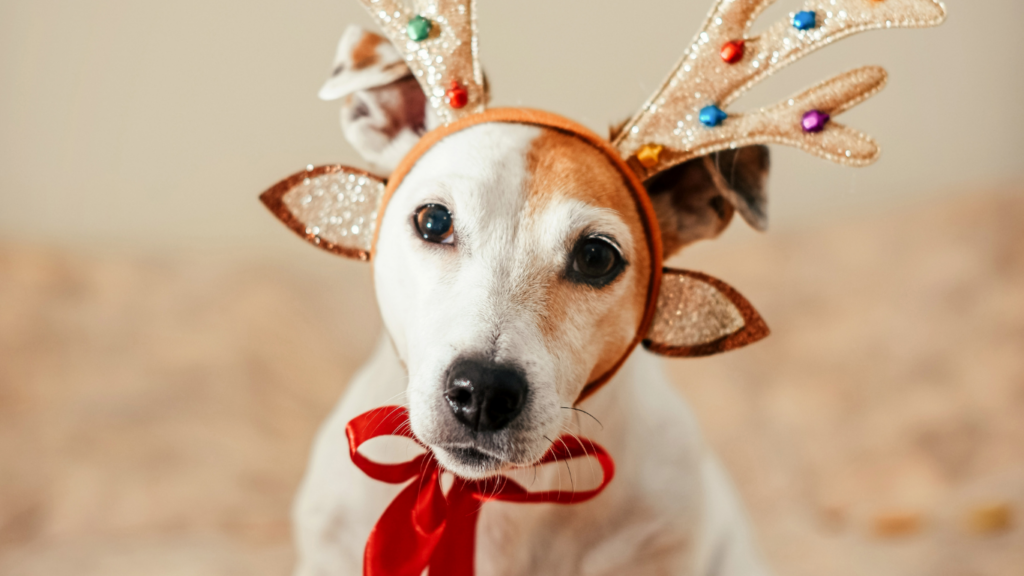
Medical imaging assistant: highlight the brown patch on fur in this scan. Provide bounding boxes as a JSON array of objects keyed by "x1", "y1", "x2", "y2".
[
  {"x1": 524, "y1": 129, "x2": 653, "y2": 384},
  {"x1": 351, "y1": 32, "x2": 383, "y2": 70}
]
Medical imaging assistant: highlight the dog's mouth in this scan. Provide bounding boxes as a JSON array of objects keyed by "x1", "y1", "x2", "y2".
[
  {"x1": 445, "y1": 446, "x2": 501, "y2": 466},
  {"x1": 431, "y1": 444, "x2": 509, "y2": 478}
]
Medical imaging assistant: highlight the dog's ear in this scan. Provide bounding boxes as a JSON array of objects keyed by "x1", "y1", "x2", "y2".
[
  {"x1": 644, "y1": 145, "x2": 769, "y2": 258},
  {"x1": 644, "y1": 269, "x2": 769, "y2": 357},
  {"x1": 260, "y1": 165, "x2": 385, "y2": 261},
  {"x1": 320, "y1": 25, "x2": 433, "y2": 174}
]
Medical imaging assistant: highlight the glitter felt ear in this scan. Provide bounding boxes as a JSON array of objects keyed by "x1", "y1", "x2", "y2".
[
  {"x1": 354, "y1": 0, "x2": 486, "y2": 125},
  {"x1": 614, "y1": 0, "x2": 947, "y2": 180},
  {"x1": 644, "y1": 269, "x2": 769, "y2": 357},
  {"x1": 260, "y1": 165, "x2": 385, "y2": 261}
]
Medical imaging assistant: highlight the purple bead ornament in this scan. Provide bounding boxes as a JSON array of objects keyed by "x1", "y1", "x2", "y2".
[{"x1": 801, "y1": 109, "x2": 830, "y2": 133}]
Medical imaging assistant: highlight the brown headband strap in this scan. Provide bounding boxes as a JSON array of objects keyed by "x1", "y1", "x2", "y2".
[{"x1": 371, "y1": 108, "x2": 664, "y2": 403}]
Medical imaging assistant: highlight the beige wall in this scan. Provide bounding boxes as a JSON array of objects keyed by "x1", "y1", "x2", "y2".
[{"x1": 1, "y1": 0, "x2": 1021, "y2": 252}]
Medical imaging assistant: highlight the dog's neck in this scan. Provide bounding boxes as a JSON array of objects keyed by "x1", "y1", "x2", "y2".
[
  {"x1": 574, "y1": 351, "x2": 648, "y2": 455},
  {"x1": 576, "y1": 345, "x2": 703, "y2": 471}
]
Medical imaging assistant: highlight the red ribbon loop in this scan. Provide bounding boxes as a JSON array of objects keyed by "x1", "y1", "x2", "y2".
[{"x1": 346, "y1": 406, "x2": 615, "y2": 576}]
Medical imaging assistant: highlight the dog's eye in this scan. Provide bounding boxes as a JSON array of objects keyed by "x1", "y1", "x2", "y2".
[
  {"x1": 413, "y1": 204, "x2": 454, "y2": 244},
  {"x1": 569, "y1": 237, "x2": 625, "y2": 286}
]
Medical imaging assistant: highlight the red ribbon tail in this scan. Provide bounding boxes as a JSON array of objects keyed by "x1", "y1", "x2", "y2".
[
  {"x1": 364, "y1": 467, "x2": 446, "y2": 576},
  {"x1": 428, "y1": 478, "x2": 482, "y2": 576}
]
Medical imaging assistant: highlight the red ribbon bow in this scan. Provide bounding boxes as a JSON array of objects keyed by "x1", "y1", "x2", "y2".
[{"x1": 346, "y1": 406, "x2": 615, "y2": 576}]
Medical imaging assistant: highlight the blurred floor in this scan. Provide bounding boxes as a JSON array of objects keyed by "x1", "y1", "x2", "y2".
[{"x1": 0, "y1": 191, "x2": 1022, "y2": 576}]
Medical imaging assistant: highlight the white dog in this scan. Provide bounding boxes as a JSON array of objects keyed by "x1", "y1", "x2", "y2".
[
  {"x1": 263, "y1": 0, "x2": 943, "y2": 570},
  {"x1": 288, "y1": 26, "x2": 772, "y2": 576}
]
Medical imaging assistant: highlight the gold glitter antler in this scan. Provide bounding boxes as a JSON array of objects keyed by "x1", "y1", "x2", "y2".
[
  {"x1": 357, "y1": 0, "x2": 485, "y2": 124},
  {"x1": 613, "y1": 0, "x2": 946, "y2": 179}
]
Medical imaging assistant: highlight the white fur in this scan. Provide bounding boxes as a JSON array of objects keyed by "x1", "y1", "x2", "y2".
[{"x1": 292, "y1": 124, "x2": 771, "y2": 575}]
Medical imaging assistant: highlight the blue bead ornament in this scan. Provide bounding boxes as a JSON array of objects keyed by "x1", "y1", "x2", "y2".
[
  {"x1": 699, "y1": 105, "x2": 728, "y2": 127},
  {"x1": 793, "y1": 11, "x2": 817, "y2": 30}
]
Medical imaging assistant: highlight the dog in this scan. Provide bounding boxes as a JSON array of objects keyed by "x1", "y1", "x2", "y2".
[
  {"x1": 289, "y1": 26, "x2": 771, "y2": 576},
  {"x1": 264, "y1": 0, "x2": 944, "y2": 571}
]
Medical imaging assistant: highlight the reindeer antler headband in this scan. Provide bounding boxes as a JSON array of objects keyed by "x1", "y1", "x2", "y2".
[
  {"x1": 354, "y1": 0, "x2": 945, "y2": 172},
  {"x1": 261, "y1": 0, "x2": 945, "y2": 397}
]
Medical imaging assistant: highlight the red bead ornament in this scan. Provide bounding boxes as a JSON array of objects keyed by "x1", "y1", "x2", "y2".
[
  {"x1": 446, "y1": 81, "x2": 468, "y2": 109},
  {"x1": 720, "y1": 40, "x2": 745, "y2": 64}
]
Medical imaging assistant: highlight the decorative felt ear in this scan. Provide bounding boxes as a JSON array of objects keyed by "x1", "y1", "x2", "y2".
[
  {"x1": 259, "y1": 165, "x2": 385, "y2": 261},
  {"x1": 643, "y1": 268, "x2": 769, "y2": 357}
]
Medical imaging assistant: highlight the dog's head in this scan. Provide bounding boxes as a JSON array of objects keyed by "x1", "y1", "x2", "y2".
[
  {"x1": 372, "y1": 111, "x2": 775, "y2": 477},
  {"x1": 261, "y1": 31, "x2": 772, "y2": 477}
]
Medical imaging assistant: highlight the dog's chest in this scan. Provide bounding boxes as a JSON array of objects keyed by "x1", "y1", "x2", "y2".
[{"x1": 471, "y1": 486, "x2": 696, "y2": 576}]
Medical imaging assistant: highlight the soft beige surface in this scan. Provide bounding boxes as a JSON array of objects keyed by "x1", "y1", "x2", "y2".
[
  {"x1": 673, "y1": 190, "x2": 1024, "y2": 576},
  {"x1": 1, "y1": 191, "x2": 1022, "y2": 575}
]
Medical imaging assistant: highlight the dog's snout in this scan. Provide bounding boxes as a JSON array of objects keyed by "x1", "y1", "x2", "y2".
[{"x1": 444, "y1": 359, "x2": 528, "y2": 432}]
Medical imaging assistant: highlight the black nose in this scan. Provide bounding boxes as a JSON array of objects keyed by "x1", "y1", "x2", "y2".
[{"x1": 444, "y1": 359, "x2": 528, "y2": 432}]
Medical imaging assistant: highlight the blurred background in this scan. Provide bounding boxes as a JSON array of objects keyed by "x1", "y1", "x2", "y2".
[{"x1": 1, "y1": 0, "x2": 1022, "y2": 574}]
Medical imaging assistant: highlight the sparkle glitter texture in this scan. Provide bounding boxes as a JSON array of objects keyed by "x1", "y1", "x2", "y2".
[
  {"x1": 613, "y1": 0, "x2": 946, "y2": 180},
  {"x1": 358, "y1": 0, "x2": 485, "y2": 124},
  {"x1": 647, "y1": 272, "x2": 745, "y2": 348},
  {"x1": 262, "y1": 166, "x2": 385, "y2": 261}
]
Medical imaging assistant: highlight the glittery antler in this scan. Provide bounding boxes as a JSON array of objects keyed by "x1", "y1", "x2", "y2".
[
  {"x1": 614, "y1": 0, "x2": 946, "y2": 179},
  {"x1": 356, "y1": 0, "x2": 485, "y2": 124}
]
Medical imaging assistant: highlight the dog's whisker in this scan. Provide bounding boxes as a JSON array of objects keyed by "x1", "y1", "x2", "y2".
[
  {"x1": 438, "y1": 469, "x2": 450, "y2": 504},
  {"x1": 543, "y1": 435, "x2": 563, "y2": 492},
  {"x1": 560, "y1": 406, "x2": 603, "y2": 430},
  {"x1": 555, "y1": 436, "x2": 575, "y2": 494},
  {"x1": 380, "y1": 388, "x2": 410, "y2": 407},
  {"x1": 470, "y1": 474, "x2": 506, "y2": 517},
  {"x1": 491, "y1": 475, "x2": 505, "y2": 501},
  {"x1": 561, "y1": 427, "x2": 597, "y2": 484}
]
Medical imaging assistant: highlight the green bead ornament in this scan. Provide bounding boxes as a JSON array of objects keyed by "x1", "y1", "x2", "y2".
[{"x1": 407, "y1": 16, "x2": 432, "y2": 42}]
